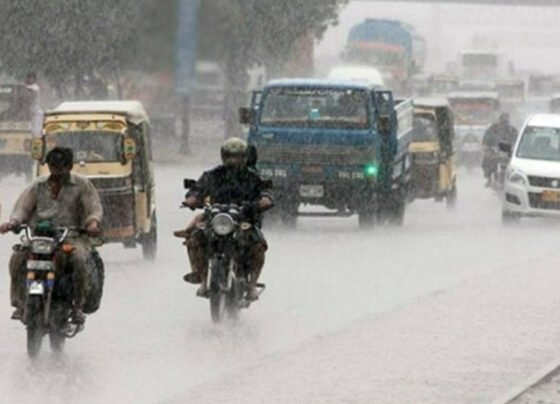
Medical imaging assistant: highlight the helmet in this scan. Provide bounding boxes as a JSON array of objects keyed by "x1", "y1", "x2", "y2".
[
  {"x1": 46, "y1": 147, "x2": 73, "y2": 169},
  {"x1": 221, "y1": 137, "x2": 248, "y2": 164}
]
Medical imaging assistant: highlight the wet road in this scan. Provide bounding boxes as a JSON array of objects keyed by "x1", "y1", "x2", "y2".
[{"x1": 1, "y1": 160, "x2": 560, "y2": 403}]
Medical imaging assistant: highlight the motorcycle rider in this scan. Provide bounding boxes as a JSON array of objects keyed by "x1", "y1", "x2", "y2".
[
  {"x1": 0, "y1": 147, "x2": 102, "y2": 323},
  {"x1": 176, "y1": 138, "x2": 273, "y2": 301},
  {"x1": 482, "y1": 112, "x2": 518, "y2": 187}
]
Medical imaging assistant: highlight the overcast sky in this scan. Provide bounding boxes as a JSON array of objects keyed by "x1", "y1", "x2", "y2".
[{"x1": 316, "y1": 1, "x2": 560, "y2": 75}]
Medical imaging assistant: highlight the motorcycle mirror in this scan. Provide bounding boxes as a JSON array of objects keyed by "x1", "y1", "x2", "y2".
[{"x1": 183, "y1": 179, "x2": 197, "y2": 189}]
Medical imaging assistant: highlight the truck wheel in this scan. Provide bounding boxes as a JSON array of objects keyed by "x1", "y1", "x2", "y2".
[
  {"x1": 386, "y1": 193, "x2": 406, "y2": 226},
  {"x1": 358, "y1": 210, "x2": 375, "y2": 229},
  {"x1": 280, "y1": 203, "x2": 298, "y2": 228},
  {"x1": 142, "y1": 214, "x2": 158, "y2": 261},
  {"x1": 446, "y1": 184, "x2": 457, "y2": 210}
]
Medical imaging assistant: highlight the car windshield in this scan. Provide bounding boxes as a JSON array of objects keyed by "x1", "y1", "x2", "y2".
[
  {"x1": 260, "y1": 88, "x2": 369, "y2": 129},
  {"x1": 413, "y1": 116, "x2": 438, "y2": 142},
  {"x1": 449, "y1": 99, "x2": 495, "y2": 125},
  {"x1": 517, "y1": 126, "x2": 560, "y2": 162},
  {"x1": 46, "y1": 131, "x2": 122, "y2": 163}
]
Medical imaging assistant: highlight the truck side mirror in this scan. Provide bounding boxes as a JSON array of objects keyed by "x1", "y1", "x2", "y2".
[
  {"x1": 499, "y1": 141, "x2": 512, "y2": 156},
  {"x1": 30, "y1": 138, "x2": 45, "y2": 161},
  {"x1": 123, "y1": 138, "x2": 137, "y2": 162},
  {"x1": 183, "y1": 179, "x2": 197, "y2": 189},
  {"x1": 377, "y1": 115, "x2": 391, "y2": 137},
  {"x1": 239, "y1": 107, "x2": 254, "y2": 125}
]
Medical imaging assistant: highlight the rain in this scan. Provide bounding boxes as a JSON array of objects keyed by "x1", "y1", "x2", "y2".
[{"x1": 1, "y1": 1, "x2": 560, "y2": 403}]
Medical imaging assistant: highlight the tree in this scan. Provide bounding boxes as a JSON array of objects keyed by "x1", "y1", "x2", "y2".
[
  {"x1": 198, "y1": 0, "x2": 349, "y2": 136},
  {"x1": 0, "y1": 0, "x2": 139, "y2": 99}
]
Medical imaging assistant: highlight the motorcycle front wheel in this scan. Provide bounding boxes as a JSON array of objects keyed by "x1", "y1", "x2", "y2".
[{"x1": 25, "y1": 296, "x2": 44, "y2": 359}]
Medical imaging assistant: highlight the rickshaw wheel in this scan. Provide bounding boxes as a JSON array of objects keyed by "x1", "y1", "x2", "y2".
[{"x1": 446, "y1": 184, "x2": 457, "y2": 210}]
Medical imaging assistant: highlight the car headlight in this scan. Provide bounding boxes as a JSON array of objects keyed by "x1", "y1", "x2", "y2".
[
  {"x1": 31, "y1": 239, "x2": 55, "y2": 255},
  {"x1": 508, "y1": 171, "x2": 527, "y2": 186},
  {"x1": 211, "y1": 213, "x2": 235, "y2": 236}
]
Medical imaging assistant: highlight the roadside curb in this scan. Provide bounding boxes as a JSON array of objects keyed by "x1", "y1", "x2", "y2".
[{"x1": 489, "y1": 358, "x2": 560, "y2": 404}]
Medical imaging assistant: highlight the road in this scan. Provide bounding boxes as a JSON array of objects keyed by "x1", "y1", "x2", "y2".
[{"x1": 2, "y1": 154, "x2": 560, "y2": 403}]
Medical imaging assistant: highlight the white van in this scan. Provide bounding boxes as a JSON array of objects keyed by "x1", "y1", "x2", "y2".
[
  {"x1": 502, "y1": 114, "x2": 560, "y2": 223},
  {"x1": 327, "y1": 65, "x2": 385, "y2": 88}
]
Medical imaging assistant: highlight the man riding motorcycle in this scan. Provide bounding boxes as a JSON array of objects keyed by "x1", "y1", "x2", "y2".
[
  {"x1": 482, "y1": 112, "x2": 518, "y2": 187},
  {"x1": 175, "y1": 138, "x2": 273, "y2": 301},
  {"x1": 0, "y1": 147, "x2": 102, "y2": 323}
]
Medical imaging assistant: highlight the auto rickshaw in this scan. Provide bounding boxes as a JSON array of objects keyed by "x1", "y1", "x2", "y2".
[
  {"x1": 0, "y1": 82, "x2": 36, "y2": 180},
  {"x1": 31, "y1": 101, "x2": 158, "y2": 260},
  {"x1": 409, "y1": 99, "x2": 457, "y2": 208}
]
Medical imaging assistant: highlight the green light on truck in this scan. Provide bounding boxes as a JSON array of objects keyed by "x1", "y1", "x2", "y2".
[{"x1": 364, "y1": 164, "x2": 378, "y2": 177}]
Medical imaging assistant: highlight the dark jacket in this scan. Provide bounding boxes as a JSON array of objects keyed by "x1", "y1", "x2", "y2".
[
  {"x1": 186, "y1": 165, "x2": 273, "y2": 224},
  {"x1": 482, "y1": 123, "x2": 518, "y2": 148}
]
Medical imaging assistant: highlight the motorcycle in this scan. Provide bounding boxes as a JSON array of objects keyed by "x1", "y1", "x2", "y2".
[
  {"x1": 483, "y1": 147, "x2": 509, "y2": 191},
  {"x1": 13, "y1": 222, "x2": 104, "y2": 358},
  {"x1": 183, "y1": 179, "x2": 265, "y2": 323}
]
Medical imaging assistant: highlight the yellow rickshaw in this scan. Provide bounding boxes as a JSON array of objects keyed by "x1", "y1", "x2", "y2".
[
  {"x1": 31, "y1": 101, "x2": 158, "y2": 260},
  {"x1": 0, "y1": 83, "x2": 35, "y2": 180},
  {"x1": 409, "y1": 99, "x2": 457, "y2": 208}
]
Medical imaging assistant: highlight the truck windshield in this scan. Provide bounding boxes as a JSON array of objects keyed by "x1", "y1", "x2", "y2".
[
  {"x1": 260, "y1": 88, "x2": 369, "y2": 129},
  {"x1": 517, "y1": 126, "x2": 560, "y2": 162},
  {"x1": 46, "y1": 131, "x2": 122, "y2": 163},
  {"x1": 347, "y1": 48, "x2": 405, "y2": 68},
  {"x1": 463, "y1": 54, "x2": 497, "y2": 68},
  {"x1": 449, "y1": 99, "x2": 495, "y2": 126}
]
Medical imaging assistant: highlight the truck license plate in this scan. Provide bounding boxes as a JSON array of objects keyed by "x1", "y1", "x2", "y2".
[
  {"x1": 542, "y1": 190, "x2": 560, "y2": 202},
  {"x1": 299, "y1": 185, "x2": 324, "y2": 198}
]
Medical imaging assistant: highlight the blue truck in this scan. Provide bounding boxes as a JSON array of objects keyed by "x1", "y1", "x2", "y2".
[{"x1": 239, "y1": 79, "x2": 414, "y2": 228}]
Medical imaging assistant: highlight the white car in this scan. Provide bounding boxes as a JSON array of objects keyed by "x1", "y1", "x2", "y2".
[
  {"x1": 502, "y1": 113, "x2": 560, "y2": 223},
  {"x1": 327, "y1": 65, "x2": 385, "y2": 88}
]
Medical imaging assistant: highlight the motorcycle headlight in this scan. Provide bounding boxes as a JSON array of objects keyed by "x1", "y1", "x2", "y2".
[
  {"x1": 508, "y1": 171, "x2": 527, "y2": 186},
  {"x1": 31, "y1": 239, "x2": 55, "y2": 255},
  {"x1": 211, "y1": 213, "x2": 235, "y2": 236}
]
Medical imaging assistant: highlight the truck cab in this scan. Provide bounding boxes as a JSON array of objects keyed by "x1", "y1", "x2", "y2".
[{"x1": 240, "y1": 79, "x2": 413, "y2": 228}]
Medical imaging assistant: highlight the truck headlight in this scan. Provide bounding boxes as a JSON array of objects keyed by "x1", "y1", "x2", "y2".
[
  {"x1": 31, "y1": 239, "x2": 55, "y2": 255},
  {"x1": 211, "y1": 213, "x2": 235, "y2": 235}
]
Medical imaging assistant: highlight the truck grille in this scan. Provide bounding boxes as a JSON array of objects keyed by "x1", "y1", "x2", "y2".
[
  {"x1": 528, "y1": 176, "x2": 560, "y2": 188},
  {"x1": 257, "y1": 145, "x2": 374, "y2": 166}
]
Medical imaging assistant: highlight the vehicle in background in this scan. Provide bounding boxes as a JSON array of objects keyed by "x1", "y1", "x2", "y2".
[
  {"x1": 240, "y1": 79, "x2": 414, "y2": 228},
  {"x1": 409, "y1": 99, "x2": 457, "y2": 208},
  {"x1": 32, "y1": 101, "x2": 158, "y2": 260},
  {"x1": 343, "y1": 19, "x2": 426, "y2": 91},
  {"x1": 448, "y1": 91, "x2": 500, "y2": 169},
  {"x1": 528, "y1": 74, "x2": 557, "y2": 98},
  {"x1": 496, "y1": 79, "x2": 525, "y2": 115},
  {"x1": 327, "y1": 65, "x2": 385, "y2": 88},
  {"x1": 0, "y1": 83, "x2": 36, "y2": 180},
  {"x1": 121, "y1": 71, "x2": 184, "y2": 156},
  {"x1": 190, "y1": 61, "x2": 226, "y2": 119},
  {"x1": 431, "y1": 74, "x2": 460, "y2": 97},
  {"x1": 458, "y1": 80, "x2": 496, "y2": 93},
  {"x1": 459, "y1": 50, "x2": 505, "y2": 81},
  {"x1": 501, "y1": 114, "x2": 560, "y2": 224},
  {"x1": 549, "y1": 94, "x2": 560, "y2": 114}
]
